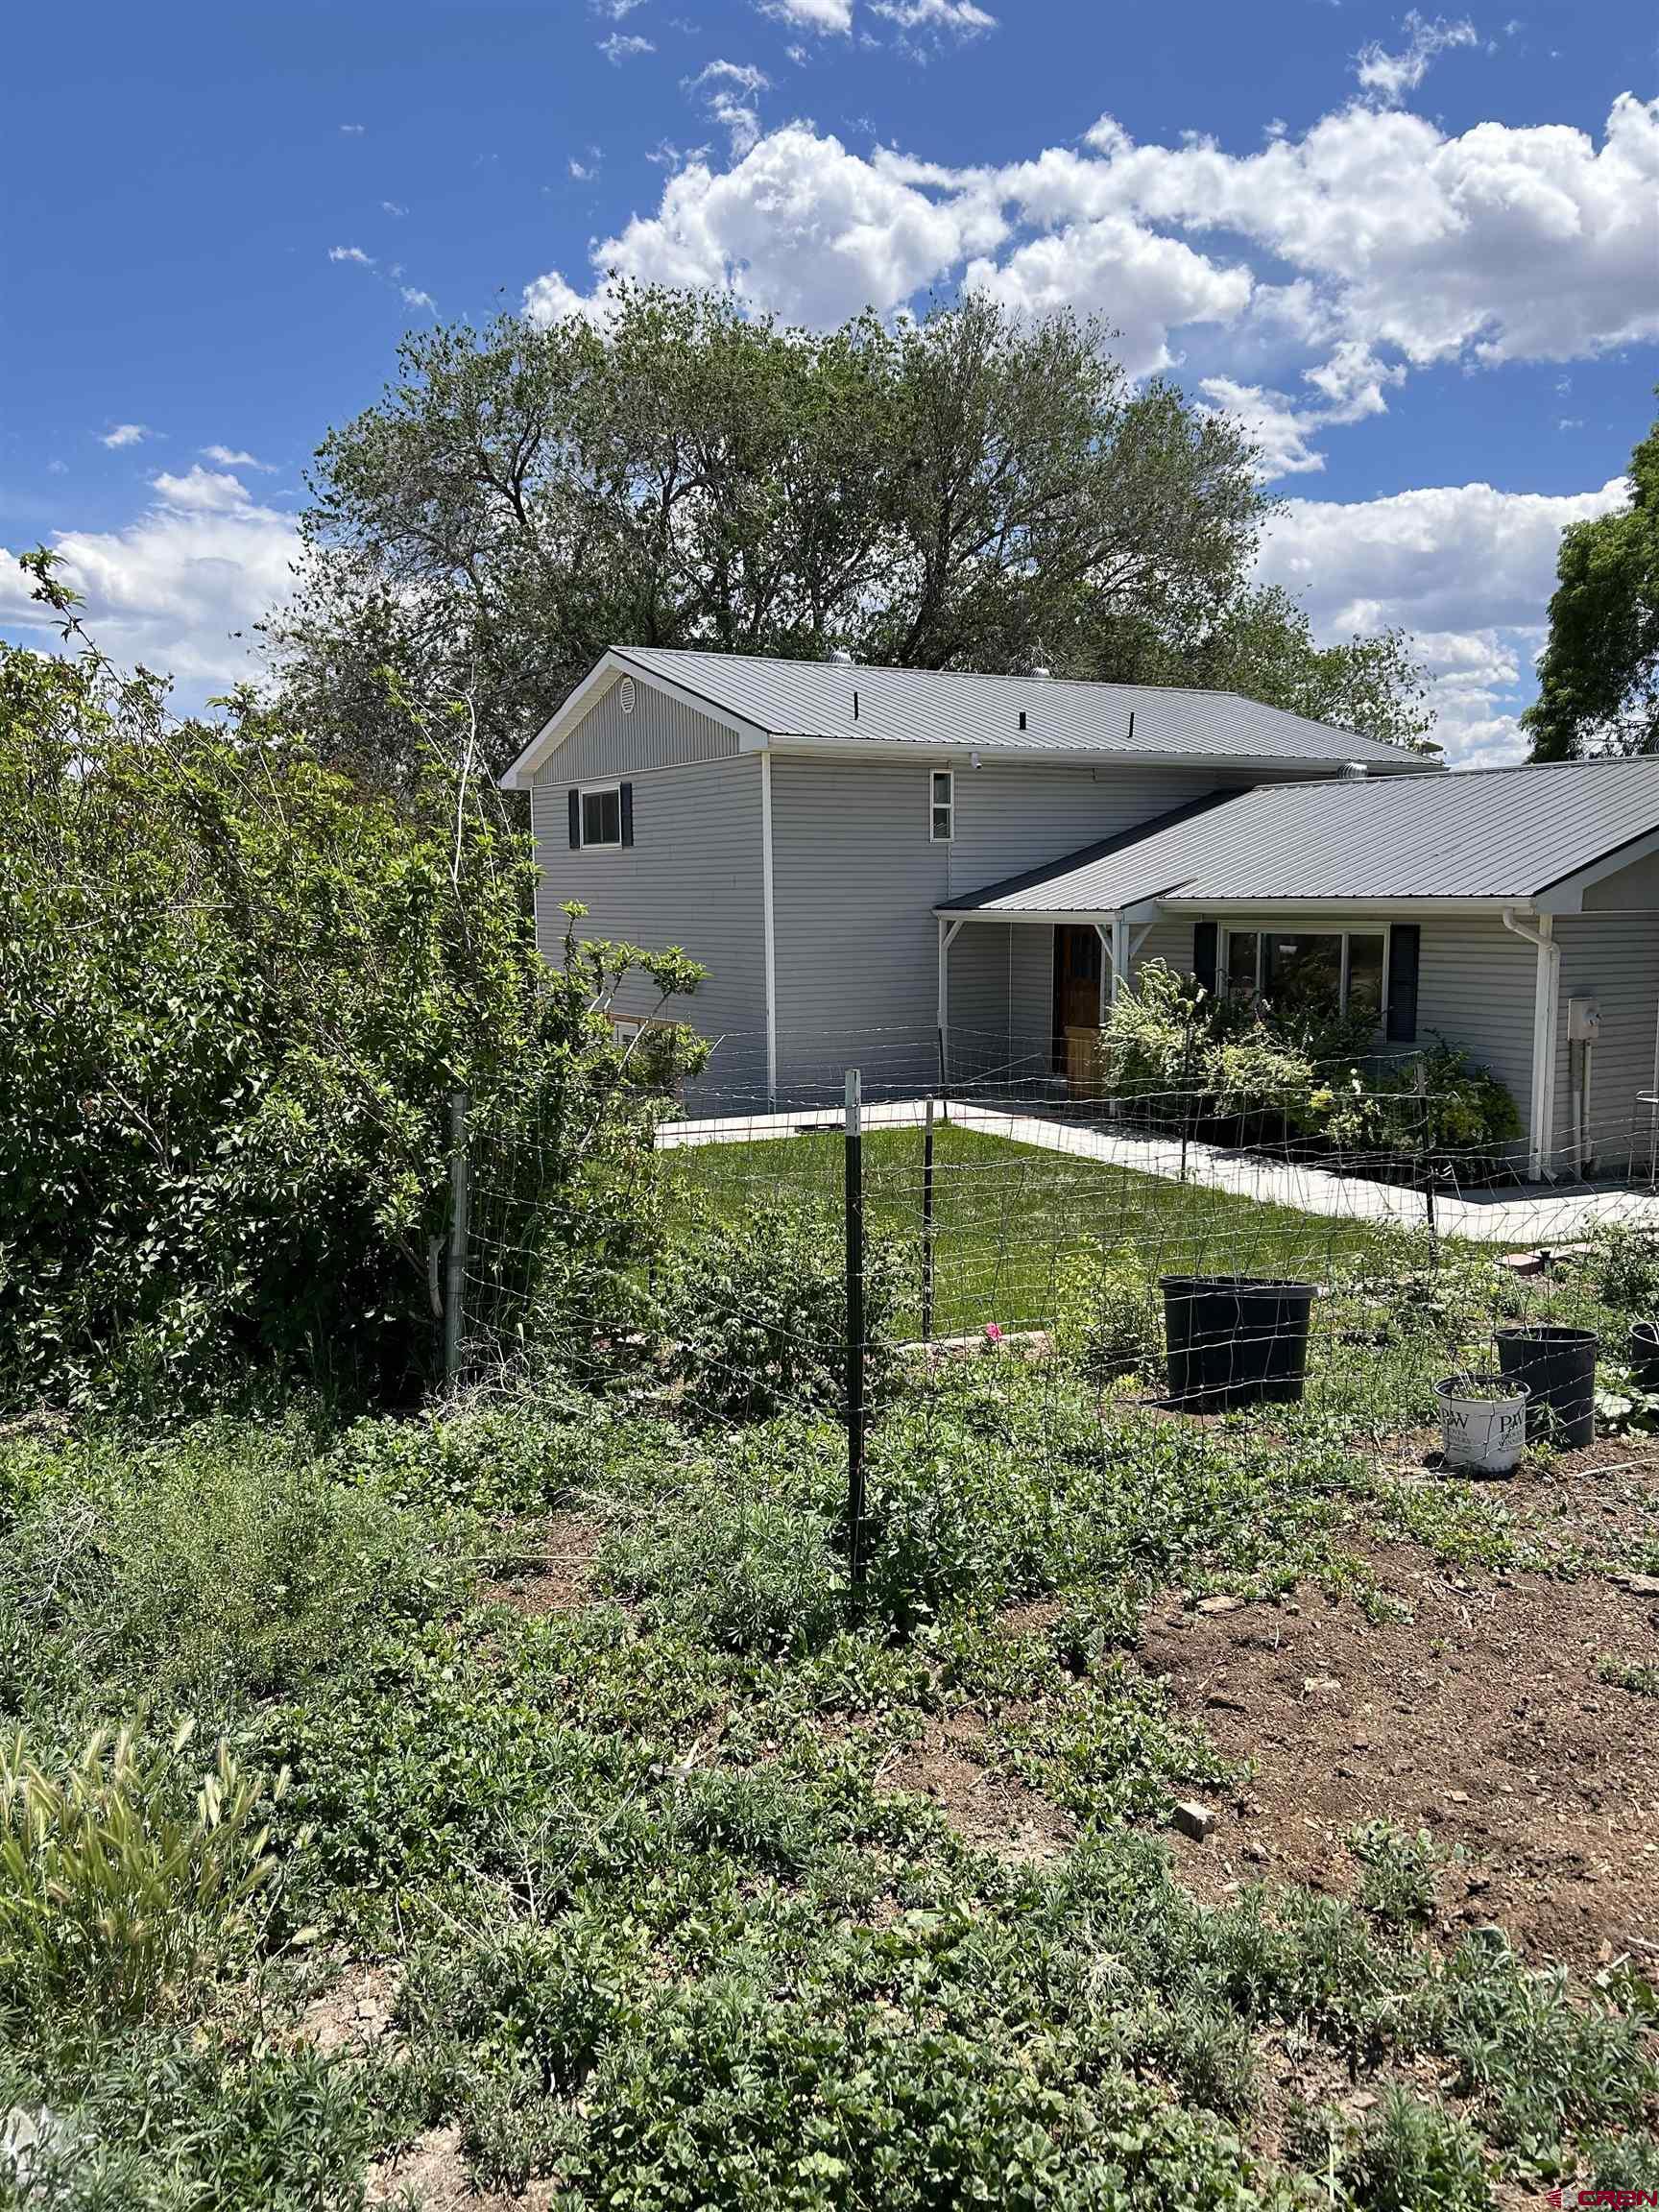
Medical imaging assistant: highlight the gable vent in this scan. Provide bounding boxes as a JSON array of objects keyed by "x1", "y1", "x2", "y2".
[{"x1": 618, "y1": 675, "x2": 637, "y2": 714}]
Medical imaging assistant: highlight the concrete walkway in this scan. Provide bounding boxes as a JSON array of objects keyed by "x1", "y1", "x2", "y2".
[{"x1": 657, "y1": 1096, "x2": 1659, "y2": 1247}]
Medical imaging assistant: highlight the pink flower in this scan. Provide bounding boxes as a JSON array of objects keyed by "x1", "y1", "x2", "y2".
[{"x1": 983, "y1": 1322, "x2": 1003, "y2": 1344}]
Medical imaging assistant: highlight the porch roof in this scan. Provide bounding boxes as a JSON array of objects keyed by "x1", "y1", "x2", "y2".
[{"x1": 937, "y1": 755, "x2": 1659, "y2": 918}]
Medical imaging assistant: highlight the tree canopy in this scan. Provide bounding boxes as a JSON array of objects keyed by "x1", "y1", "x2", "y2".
[
  {"x1": 1525, "y1": 402, "x2": 1657, "y2": 761},
  {"x1": 271, "y1": 286, "x2": 1433, "y2": 786}
]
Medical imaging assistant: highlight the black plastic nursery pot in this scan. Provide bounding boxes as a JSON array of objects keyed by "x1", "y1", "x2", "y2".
[
  {"x1": 1161, "y1": 1275, "x2": 1315, "y2": 1413},
  {"x1": 1494, "y1": 1325, "x2": 1599, "y2": 1451},
  {"x1": 1629, "y1": 1321, "x2": 1659, "y2": 1393}
]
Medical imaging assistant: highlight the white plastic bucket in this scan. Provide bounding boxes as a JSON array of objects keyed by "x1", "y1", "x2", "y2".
[{"x1": 1436, "y1": 1374, "x2": 1528, "y2": 1476}]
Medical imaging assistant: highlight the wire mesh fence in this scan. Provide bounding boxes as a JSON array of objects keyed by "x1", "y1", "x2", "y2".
[{"x1": 452, "y1": 1027, "x2": 1659, "y2": 1580}]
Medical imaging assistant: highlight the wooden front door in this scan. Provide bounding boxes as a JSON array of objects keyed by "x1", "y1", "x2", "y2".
[{"x1": 1052, "y1": 925, "x2": 1103, "y2": 1087}]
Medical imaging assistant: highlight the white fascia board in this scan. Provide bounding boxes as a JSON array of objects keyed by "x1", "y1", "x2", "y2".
[
  {"x1": 764, "y1": 737, "x2": 1420, "y2": 774},
  {"x1": 1156, "y1": 896, "x2": 1528, "y2": 919},
  {"x1": 1534, "y1": 820, "x2": 1659, "y2": 914},
  {"x1": 934, "y1": 905, "x2": 1124, "y2": 926},
  {"x1": 498, "y1": 650, "x2": 771, "y2": 789}
]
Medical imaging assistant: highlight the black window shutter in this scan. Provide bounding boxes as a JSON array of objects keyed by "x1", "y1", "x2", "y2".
[
  {"x1": 1192, "y1": 921, "x2": 1218, "y2": 998},
  {"x1": 620, "y1": 781, "x2": 634, "y2": 847},
  {"x1": 1386, "y1": 923, "x2": 1420, "y2": 1043},
  {"x1": 567, "y1": 790, "x2": 581, "y2": 850}
]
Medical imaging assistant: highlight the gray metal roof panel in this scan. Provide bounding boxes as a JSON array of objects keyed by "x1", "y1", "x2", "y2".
[
  {"x1": 615, "y1": 646, "x2": 1426, "y2": 769},
  {"x1": 943, "y1": 756, "x2": 1659, "y2": 912}
]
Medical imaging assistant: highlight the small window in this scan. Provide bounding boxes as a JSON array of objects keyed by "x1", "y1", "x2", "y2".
[
  {"x1": 1345, "y1": 934, "x2": 1385, "y2": 1024},
  {"x1": 930, "y1": 769, "x2": 953, "y2": 843},
  {"x1": 1225, "y1": 929, "x2": 1261, "y2": 1007},
  {"x1": 580, "y1": 785, "x2": 623, "y2": 849}
]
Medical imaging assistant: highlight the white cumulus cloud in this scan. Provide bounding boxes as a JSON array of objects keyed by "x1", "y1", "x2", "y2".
[
  {"x1": 0, "y1": 471, "x2": 297, "y2": 699},
  {"x1": 599, "y1": 31, "x2": 654, "y2": 62},
  {"x1": 328, "y1": 245, "x2": 373, "y2": 265},
  {"x1": 1258, "y1": 477, "x2": 1631, "y2": 765},
  {"x1": 99, "y1": 423, "x2": 153, "y2": 449}
]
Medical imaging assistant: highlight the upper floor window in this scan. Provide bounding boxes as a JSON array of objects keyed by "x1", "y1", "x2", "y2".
[
  {"x1": 568, "y1": 781, "x2": 633, "y2": 851},
  {"x1": 930, "y1": 769, "x2": 954, "y2": 843},
  {"x1": 582, "y1": 786, "x2": 622, "y2": 848}
]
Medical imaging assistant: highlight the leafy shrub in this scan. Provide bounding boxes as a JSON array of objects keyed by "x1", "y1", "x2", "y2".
[
  {"x1": 0, "y1": 596, "x2": 704, "y2": 1416},
  {"x1": 661, "y1": 1202, "x2": 902, "y2": 1428},
  {"x1": 1101, "y1": 965, "x2": 1521, "y2": 1163},
  {"x1": 1334, "y1": 2088, "x2": 1490, "y2": 2212},
  {"x1": 1317, "y1": 1039, "x2": 1523, "y2": 1164},
  {"x1": 602, "y1": 1474, "x2": 845, "y2": 1654},
  {"x1": 1586, "y1": 1221, "x2": 1659, "y2": 1314},
  {"x1": 0, "y1": 1722, "x2": 281, "y2": 2025},
  {"x1": 0, "y1": 2032, "x2": 382, "y2": 2210},
  {"x1": 1348, "y1": 1818, "x2": 1440, "y2": 1926},
  {"x1": 1052, "y1": 1239, "x2": 1164, "y2": 1384},
  {"x1": 1, "y1": 1421, "x2": 460, "y2": 1711}
]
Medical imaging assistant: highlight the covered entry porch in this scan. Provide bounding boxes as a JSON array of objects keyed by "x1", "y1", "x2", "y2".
[{"x1": 935, "y1": 911, "x2": 1180, "y2": 1096}]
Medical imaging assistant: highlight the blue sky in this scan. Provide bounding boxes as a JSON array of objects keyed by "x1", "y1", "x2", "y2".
[{"x1": 3, "y1": 0, "x2": 1654, "y2": 761}]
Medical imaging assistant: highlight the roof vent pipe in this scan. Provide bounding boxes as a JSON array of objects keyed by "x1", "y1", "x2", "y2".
[
  {"x1": 1341, "y1": 762, "x2": 1370, "y2": 781},
  {"x1": 830, "y1": 648, "x2": 854, "y2": 664},
  {"x1": 1031, "y1": 664, "x2": 1051, "y2": 679}
]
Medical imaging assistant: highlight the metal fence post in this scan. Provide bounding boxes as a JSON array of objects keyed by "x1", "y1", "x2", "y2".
[
  {"x1": 844, "y1": 1068, "x2": 868, "y2": 1595},
  {"x1": 444, "y1": 1086, "x2": 470, "y2": 1386},
  {"x1": 921, "y1": 1095, "x2": 937, "y2": 1343}
]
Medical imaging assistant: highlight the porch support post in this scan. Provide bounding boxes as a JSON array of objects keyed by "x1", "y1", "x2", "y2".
[
  {"x1": 1110, "y1": 914, "x2": 1130, "y2": 1005},
  {"x1": 937, "y1": 917, "x2": 965, "y2": 1087},
  {"x1": 1503, "y1": 907, "x2": 1559, "y2": 1182}
]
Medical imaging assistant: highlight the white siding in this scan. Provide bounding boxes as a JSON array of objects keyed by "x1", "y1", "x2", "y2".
[
  {"x1": 1551, "y1": 916, "x2": 1659, "y2": 1172},
  {"x1": 1131, "y1": 916, "x2": 1194, "y2": 982},
  {"x1": 945, "y1": 761, "x2": 1243, "y2": 894},
  {"x1": 529, "y1": 755, "x2": 768, "y2": 1097},
  {"x1": 1414, "y1": 916, "x2": 1538, "y2": 1139},
  {"x1": 555, "y1": 680, "x2": 739, "y2": 781},
  {"x1": 770, "y1": 756, "x2": 1247, "y2": 1093},
  {"x1": 1583, "y1": 849, "x2": 1659, "y2": 911},
  {"x1": 949, "y1": 922, "x2": 1014, "y2": 1086}
]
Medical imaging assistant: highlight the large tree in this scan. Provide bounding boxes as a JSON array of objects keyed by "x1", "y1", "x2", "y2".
[
  {"x1": 270, "y1": 285, "x2": 1432, "y2": 786},
  {"x1": 1526, "y1": 404, "x2": 1657, "y2": 761}
]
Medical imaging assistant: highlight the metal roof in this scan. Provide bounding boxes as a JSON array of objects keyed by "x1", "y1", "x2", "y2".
[
  {"x1": 613, "y1": 646, "x2": 1428, "y2": 770},
  {"x1": 942, "y1": 755, "x2": 1659, "y2": 914}
]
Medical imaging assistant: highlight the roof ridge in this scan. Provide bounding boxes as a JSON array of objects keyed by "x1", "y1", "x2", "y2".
[{"x1": 622, "y1": 643, "x2": 1353, "y2": 712}]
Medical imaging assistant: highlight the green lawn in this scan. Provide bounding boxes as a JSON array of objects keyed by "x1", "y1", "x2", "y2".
[{"x1": 668, "y1": 1120, "x2": 1424, "y2": 1339}]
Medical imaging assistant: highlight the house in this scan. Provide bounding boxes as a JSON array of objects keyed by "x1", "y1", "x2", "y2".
[{"x1": 501, "y1": 649, "x2": 1659, "y2": 1179}]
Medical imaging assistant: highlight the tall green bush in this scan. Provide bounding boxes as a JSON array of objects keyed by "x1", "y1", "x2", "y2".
[{"x1": 0, "y1": 565, "x2": 705, "y2": 1413}]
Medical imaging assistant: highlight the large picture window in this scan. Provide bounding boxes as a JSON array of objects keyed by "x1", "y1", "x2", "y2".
[{"x1": 1222, "y1": 927, "x2": 1386, "y2": 1026}]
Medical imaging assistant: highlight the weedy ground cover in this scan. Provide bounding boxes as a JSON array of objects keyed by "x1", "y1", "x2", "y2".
[{"x1": 2, "y1": 1136, "x2": 1656, "y2": 2208}]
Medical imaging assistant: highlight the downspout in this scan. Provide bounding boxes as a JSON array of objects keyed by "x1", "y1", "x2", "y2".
[
  {"x1": 1503, "y1": 908, "x2": 1558, "y2": 1183},
  {"x1": 760, "y1": 751, "x2": 778, "y2": 1106}
]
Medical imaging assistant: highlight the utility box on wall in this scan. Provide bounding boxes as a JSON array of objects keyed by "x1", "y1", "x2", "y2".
[{"x1": 1566, "y1": 996, "x2": 1601, "y2": 1045}]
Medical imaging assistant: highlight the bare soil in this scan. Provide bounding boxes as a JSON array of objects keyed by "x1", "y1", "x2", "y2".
[
  {"x1": 365, "y1": 2126, "x2": 557, "y2": 2211},
  {"x1": 880, "y1": 1711, "x2": 1076, "y2": 1863},
  {"x1": 1138, "y1": 1548, "x2": 1659, "y2": 1973},
  {"x1": 485, "y1": 1512, "x2": 603, "y2": 1618},
  {"x1": 295, "y1": 1960, "x2": 401, "y2": 2059}
]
